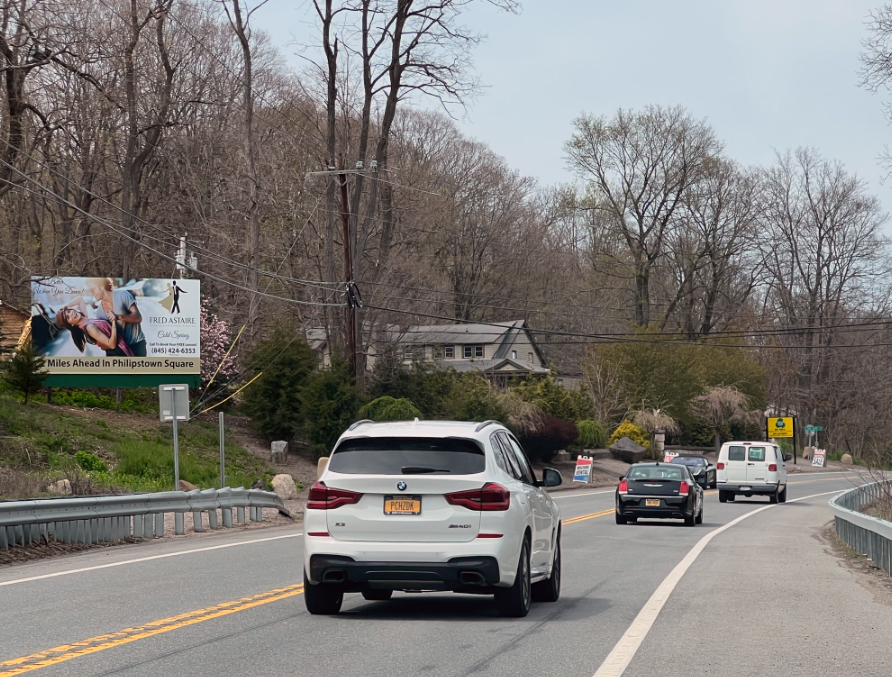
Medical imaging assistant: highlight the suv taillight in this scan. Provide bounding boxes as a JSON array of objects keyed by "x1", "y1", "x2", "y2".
[
  {"x1": 445, "y1": 483, "x2": 510, "y2": 511},
  {"x1": 717, "y1": 462, "x2": 725, "y2": 470},
  {"x1": 618, "y1": 479, "x2": 628, "y2": 494},
  {"x1": 768, "y1": 464, "x2": 777, "y2": 472},
  {"x1": 306, "y1": 481, "x2": 362, "y2": 510},
  {"x1": 679, "y1": 481, "x2": 689, "y2": 496}
]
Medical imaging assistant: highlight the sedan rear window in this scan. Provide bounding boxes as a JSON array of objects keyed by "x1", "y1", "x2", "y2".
[
  {"x1": 671, "y1": 456, "x2": 705, "y2": 466},
  {"x1": 628, "y1": 466, "x2": 684, "y2": 480},
  {"x1": 329, "y1": 437, "x2": 486, "y2": 475}
]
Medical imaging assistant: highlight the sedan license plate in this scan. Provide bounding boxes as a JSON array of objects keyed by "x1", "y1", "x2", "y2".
[
  {"x1": 645, "y1": 499, "x2": 660, "y2": 507},
  {"x1": 384, "y1": 495, "x2": 421, "y2": 515}
]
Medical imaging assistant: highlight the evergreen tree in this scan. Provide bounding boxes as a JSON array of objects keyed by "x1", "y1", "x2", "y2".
[{"x1": 3, "y1": 339, "x2": 47, "y2": 404}]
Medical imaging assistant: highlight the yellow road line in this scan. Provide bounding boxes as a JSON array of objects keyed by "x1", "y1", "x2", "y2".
[
  {"x1": 0, "y1": 584, "x2": 304, "y2": 676},
  {"x1": 564, "y1": 508, "x2": 614, "y2": 525}
]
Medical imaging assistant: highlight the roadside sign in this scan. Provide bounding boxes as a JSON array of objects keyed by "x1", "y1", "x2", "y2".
[
  {"x1": 158, "y1": 384, "x2": 190, "y2": 422},
  {"x1": 812, "y1": 449, "x2": 826, "y2": 468},
  {"x1": 767, "y1": 417, "x2": 794, "y2": 438},
  {"x1": 804, "y1": 425, "x2": 823, "y2": 433},
  {"x1": 664, "y1": 451, "x2": 679, "y2": 463},
  {"x1": 573, "y1": 456, "x2": 593, "y2": 483}
]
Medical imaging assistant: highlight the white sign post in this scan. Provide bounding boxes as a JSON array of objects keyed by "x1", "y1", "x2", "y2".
[
  {"x1": 573, "y1": 456, "x2": 593, "y2": 483},
  {"x1": 159, "y1": 384, "x2": 190, "y2": 490}
]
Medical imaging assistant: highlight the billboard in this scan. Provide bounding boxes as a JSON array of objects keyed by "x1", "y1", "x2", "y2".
[
  {"x1": 767, "y1": 416, "x2": 794, "y2": 439},
  {"x1": 30, "y1": 277, "x2": 200, "y2": 375}
]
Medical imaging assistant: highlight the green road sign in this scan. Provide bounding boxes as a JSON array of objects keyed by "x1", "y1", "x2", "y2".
[{"x1": 804, "y1": 425, "x2": 823, "y2": 432}]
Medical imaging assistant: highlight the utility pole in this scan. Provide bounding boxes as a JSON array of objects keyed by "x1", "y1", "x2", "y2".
[{"x1": 306, "y1": 159, "x2": 377, "y2": 385}]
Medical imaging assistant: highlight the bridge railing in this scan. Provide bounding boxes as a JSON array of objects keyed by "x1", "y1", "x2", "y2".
[
  {"x1": 0, "y1": 488, "x2": 288, "y2": 551},
  {"x1": 829, "y1": 480, "x2": 892, "y2": 576}
]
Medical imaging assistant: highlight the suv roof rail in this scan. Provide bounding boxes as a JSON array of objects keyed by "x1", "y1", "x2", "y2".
[
  {"x1": 348, "y1": 419, "x2": 374, "y2": 431},
  {"x1": 475, "y1": 420, "x2": 499, "y2": 432}
]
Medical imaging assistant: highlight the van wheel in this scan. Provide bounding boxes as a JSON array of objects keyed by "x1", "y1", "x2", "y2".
[
  {"x1": 532, "y1": 532, "x2": 560, "y2": 603},
  {"x1": 727, "y1": 494, "x2": 735, "y2": 502},
  {"x1": 770, "y1": 491, "x2": 779, "y2": 504},
  {"x1": 495, "y1": 539, "x2": 531, "y2": 617},
  {"x1": 304, "y1": 570, "x2": 343, "y2": 615},
  {"x1": 362, "y1": 589, "x2": 393, "y2": 601},
  {"x1": 779, "y1": 485, "x2": 787, "y2": 503},
  {"x1": 718, "y1": 491, "x2": 728, "y2": 503}
]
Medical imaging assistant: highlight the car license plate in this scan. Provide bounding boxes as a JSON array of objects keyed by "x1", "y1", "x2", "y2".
[
  {"x1": 740, "y1": 486, "x2": 751, "y2": 491},
  {"x1": 645, "y1": 499, "x2": 660, "y2": 507},
  {"x1": 384, "y1": 496, "x2": 421, "y2": 515}
]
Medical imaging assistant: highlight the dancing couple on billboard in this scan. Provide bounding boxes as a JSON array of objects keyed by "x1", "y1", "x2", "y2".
[{"x1": 54, "y1": 278, "x2": 146, "y2": 357}]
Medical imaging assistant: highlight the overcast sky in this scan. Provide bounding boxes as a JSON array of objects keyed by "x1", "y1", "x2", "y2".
[{"x1": 254, "y1": 0, "x2": 892, "y2": 216}]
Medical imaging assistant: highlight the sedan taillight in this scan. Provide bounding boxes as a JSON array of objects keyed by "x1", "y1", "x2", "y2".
[
  {"x1": 445, "y1": 483, "x2": 510, "y2": 511},
  {"x1": 678, "y1": 481, "x2": 690, "y2": 496},
  {"x1": 306, "y1": 481, "x2": 362, "y2": 510},
  {"x1": 618, "y1": 479, "x2": 629, "y2": 494}
]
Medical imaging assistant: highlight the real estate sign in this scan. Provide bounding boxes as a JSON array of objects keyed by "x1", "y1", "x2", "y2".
[
  {"x1": 573, "y1": 456, "x2": 593, "y2": 483},
  {"x1": 767, "y1": 416, "x2": 794, "y2": 439},
  {"x1": 30, "y1": 277, "x2": 200, "y2": 383}
]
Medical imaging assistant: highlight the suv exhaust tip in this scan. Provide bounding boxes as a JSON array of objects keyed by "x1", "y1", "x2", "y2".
[
  {"x1": 459, "y1": 571, "x2": 486, "y2": 585},
  {"x1": 322, "y1": 570, "x2": 346, "y2": 583}
]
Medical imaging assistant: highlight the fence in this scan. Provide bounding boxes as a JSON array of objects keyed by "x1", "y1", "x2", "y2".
[
  {"x1": 829, "y1": 480, "x2": 892, "y2": 576},
  {"x1": 0, "y1": 487, "x2": 287, "y2": 551}
]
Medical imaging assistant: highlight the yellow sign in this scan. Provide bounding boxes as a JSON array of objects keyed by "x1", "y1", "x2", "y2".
[{"x1": 767, "y1": 417, "x2": 794, "y2": 438}]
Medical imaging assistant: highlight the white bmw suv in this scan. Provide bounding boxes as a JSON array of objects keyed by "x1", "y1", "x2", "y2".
[{"x1": 303, "y1": 419, "x2": 563, "y2": 617}]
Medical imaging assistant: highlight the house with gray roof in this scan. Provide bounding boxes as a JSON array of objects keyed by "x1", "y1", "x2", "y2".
[{"x1": 306, "y1": 320, "x2": 550, "y2": 380}]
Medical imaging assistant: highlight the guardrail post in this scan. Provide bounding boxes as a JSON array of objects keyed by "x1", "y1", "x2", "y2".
[
  {"x1": 236, "y1": 507, "x2": 245, "y2": 524},
  {"x1": 133, "y1": 514, "x2": 143, "y2": 539},
  {"x1": 0, "y1": 527, "x2": 6, "y2": 550},
  {"x1": 175, "y1": 513, "x2": 184, "y2": 535},
  {"x1": 222, "y1": 507, "x2": 233, "y2": 528},
  {"x1": 208, "y1": 509, "x2": 219, "y2": 530},
  {"x1": 154, "y1": 513, "x2": 164, "y2": 538},
  {"x1": 193, "y1": 511, "x2": 204, "y2": 532}
]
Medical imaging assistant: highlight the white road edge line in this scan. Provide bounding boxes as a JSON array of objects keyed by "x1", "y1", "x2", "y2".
[
  {"x1": 0, "y1": 532, "x2": 303, "y2": 588},
  {"x1": 592, "y1": 488, "x2": 844, "y2": 677}
]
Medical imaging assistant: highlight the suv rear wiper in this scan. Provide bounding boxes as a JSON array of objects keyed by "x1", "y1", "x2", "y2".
[{"x1": 401, "y1": 466, "x2": 450, "y2": 474}]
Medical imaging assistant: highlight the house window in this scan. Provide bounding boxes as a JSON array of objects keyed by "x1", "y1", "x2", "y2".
[
  {"x1": 463, "y1": 345, "x2": 484, "y2": 358},
  {"x1": 557, "y1": 378, "x2": 564, "y2": 386},
  {"x1": 511, "y1": 350, "x2": 517, "y2": 360},
  {"x1": 528, "y1": 352, "x2": 533, "y2": 364},
  {"x1": 444, "y1": 345, "x2": 454, "y2": 358}
]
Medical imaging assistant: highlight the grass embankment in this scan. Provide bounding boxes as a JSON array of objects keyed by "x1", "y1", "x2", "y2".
[{"x1": 0, "y1": 387, "x2": 276, "y2": 498}]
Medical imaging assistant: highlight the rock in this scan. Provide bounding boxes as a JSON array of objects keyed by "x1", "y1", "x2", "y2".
[
  {"x1": 271, "y1": 474, "x2": 299, "y2": 501},
  {"x1": 553, "y1": 450, "x2": 572, "y2": 464},
  {"x1": 179, "y1": 479, "x2": 198, "y2": 491},
  {"x1": 251, "y1": 478, "x2": 269, "y2": 491},
  {"x1": 48, "y1": 479, "x2": 71, "y2": 495},
  {"x1": 841, "y1": 453, "x2": 853, "y2": 465},
  {"x1": 610, "y1": 437, "x2": 647, "y2": 464},
  {"x1": 271, "y1": 440, "x2": 288, "y2": 464}
]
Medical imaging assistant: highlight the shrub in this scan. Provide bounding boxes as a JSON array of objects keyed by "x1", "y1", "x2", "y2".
[
  {"x1": 511, "y1": 375, "x2": 593, "y2": 421},
  {"x1": 300, "y1": 360, "x2": 359, "y2": 458},
  {"x1": 359, "y1": 396, "x2": 422, "y2": 422},
  {"x1": 54, "y1": 390, "x2": 117, "y2": 409},
  {"x1": 241, "y1": 329, "x2": 318, "y2": 440},
  {"x1": 607, "y1": 420, "x2": 651, "y2": 451},
  {"x1": 74, "y1": 450, "x2": 108, "y2": 473},
  {"x1": 517, "y1": 415, "x2": 578, "y2": 464},
  {"x1": 576, "y1": 420, "x2": 606, "y2": 449}
]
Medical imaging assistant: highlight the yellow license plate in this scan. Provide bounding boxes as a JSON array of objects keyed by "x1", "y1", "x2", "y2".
[
  {"x1": 384, "y1": 496, "x2": 421, "y2": 515},
  {"x1": 645, "y1": 499, "x2": 660, "y2": 507}
]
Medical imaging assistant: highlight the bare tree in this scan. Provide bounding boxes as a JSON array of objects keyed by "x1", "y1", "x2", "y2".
[
  {"x1": 565, "y1": 105, "x2": 722, "y2": 326},
  {"x1": 690, "y1": 385, "x2": 756, "y2": 452}
]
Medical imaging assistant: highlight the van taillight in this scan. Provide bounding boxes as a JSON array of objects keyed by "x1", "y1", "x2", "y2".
[
  {"x1": 618, "y1": 479, "x2": 628, "y2": 494},
  {"x1": 717, "y1": 462, "x2": 725, "y2": 470},
  {"x1": 679, "y1": 481, "x2": 689, "y2": 496},
  {"x1": 445, "y1": 483, "x2": 510, "y2": 511},
  {"x1": 768, "y1": 464, "x2": 777, "y2": 472},
  {"x1": 306, "y1": 481, "x2": 362, "y2": 510}
]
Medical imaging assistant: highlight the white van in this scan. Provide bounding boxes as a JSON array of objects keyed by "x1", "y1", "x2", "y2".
[{"x1": 716, "y1": 441, "x2": 789, "y2": 503}]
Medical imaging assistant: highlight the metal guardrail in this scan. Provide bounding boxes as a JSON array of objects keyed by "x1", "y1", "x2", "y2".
[
  {"x1": 829, "y1": 480, "x2": 892, "y2": 576},
  {"x1": 0, "y1": 487, "x2": 288, "y2": 551}
]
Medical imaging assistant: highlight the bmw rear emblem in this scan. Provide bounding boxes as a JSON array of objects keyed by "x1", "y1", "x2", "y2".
[{"x1": 397, "y1": 481, "x2": 407, "y2": 491}]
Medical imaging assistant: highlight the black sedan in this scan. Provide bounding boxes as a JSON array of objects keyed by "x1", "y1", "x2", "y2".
[
  {"x1": 616, "y1": 462, "x2": 704, "y2": 526},
  {"x1": 669, "y1": 455, "x2": 716, "y2": 489}
]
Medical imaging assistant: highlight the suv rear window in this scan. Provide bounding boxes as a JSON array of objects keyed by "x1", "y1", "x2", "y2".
[
  {"x1": 329, "y1": 437, "x2": 486, "y2": 475},
  {"x1": 728, "y1": 446, "x2": 746, "y2": 461}
]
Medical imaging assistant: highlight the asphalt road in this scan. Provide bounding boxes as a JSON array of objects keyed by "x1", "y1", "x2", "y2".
[{"x1": 0, "y1": 472, "x2": 887, "y2": 677}]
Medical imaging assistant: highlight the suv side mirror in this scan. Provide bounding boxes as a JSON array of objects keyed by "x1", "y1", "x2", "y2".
[
  {"x1": 783, "y1": 454, "x2": 792, "y2": 462},
  {"x1": 539, "y1": 468, "x2": 562, "y2": 488}
]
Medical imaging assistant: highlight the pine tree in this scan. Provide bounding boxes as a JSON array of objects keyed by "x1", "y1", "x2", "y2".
[{"x1": 3, "y1": 339, "x2": 47, "y2": 404}]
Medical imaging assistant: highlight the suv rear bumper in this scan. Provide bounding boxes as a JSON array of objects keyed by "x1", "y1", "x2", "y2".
[
  {"x1": 308, "y1": 554, "x2": 501, "y2": 591},
  {"x1": 717, "y1": 482, "x2": 780, "y2": 495}
]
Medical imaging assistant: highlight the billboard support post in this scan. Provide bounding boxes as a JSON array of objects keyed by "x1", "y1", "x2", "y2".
[
  {"x1": 219, "y1": 412, "x2": 225, "y2": 489},
  {"x1": 172, "y1": 388, "x2": 181, "y2": 491}
]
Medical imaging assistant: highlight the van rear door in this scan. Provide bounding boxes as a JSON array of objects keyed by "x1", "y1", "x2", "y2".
[
  {"x1": 725, "y1": 445, "x2": 748, "y2": 483},
  {"x1": 745, "y1": 445, "x2": 769, "y2": 483}
]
